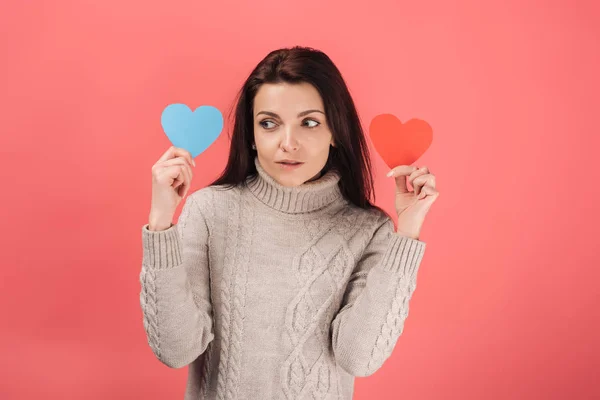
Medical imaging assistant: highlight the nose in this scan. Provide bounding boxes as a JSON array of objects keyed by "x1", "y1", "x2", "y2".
[{"x1": 280, "y1": 126, "x2": 299, "y2": 152}]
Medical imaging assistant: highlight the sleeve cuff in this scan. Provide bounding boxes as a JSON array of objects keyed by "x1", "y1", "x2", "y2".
[
  {"x1": 141, "y1": 223, "x2": 183, "y2": 270},
  {"x1": 379, "y1": 233, "x2": 426, "y2": 278}
]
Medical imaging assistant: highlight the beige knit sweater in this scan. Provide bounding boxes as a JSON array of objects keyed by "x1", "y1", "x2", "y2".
[{"x1": 140, "y1": 157, "x2": 427, "y2": 399}]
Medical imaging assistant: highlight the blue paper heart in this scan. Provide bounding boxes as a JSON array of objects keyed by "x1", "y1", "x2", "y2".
[{"x1": 161, "y1": 104, "x2": 223, "y2": 158}]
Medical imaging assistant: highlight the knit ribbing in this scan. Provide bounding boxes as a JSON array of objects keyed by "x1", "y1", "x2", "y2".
[
  {"x1": 142, "y1": 222, "x2": 181, "y2": 269},
  {"x1": 247, "y1": 157, "x2": 343, "y2": 214}
]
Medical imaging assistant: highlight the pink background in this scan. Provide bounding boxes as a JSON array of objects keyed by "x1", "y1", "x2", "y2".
[{"x1": 1, "y1": 0, "x2": 599, "y2": 398}]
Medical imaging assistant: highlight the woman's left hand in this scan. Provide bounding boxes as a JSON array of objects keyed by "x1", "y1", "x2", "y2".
[{"x1": 387, "y1": 165, "x2": 439, "y2": 240}]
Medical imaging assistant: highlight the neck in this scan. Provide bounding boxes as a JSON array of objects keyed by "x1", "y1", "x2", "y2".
[{"x1": 246, "y1": 157, "x2": 343, "y2": 214}]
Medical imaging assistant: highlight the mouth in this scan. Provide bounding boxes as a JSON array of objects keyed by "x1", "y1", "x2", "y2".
[
  {"x1": 276, "y1": 160, "x2": 304, "y2": 169},
  {"x1": 277, "y1": 160, "x2": 303, "y2": 165}
]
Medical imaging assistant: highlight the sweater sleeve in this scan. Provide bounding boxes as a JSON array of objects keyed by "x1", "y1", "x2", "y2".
[
  {"x1": 139, "y1": 192, "x2": 215, "y2": 368},
  {"x1": 330, "y1": 215, "x2": 426, "y2": 377}
]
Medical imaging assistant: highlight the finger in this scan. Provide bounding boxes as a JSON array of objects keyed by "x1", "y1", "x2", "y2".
[
  {"x1": 177, "y1": 163, "x2": 192, "y2": 197},
  {"x1": 407, "y1": 169, "x2": 426, "y2": 195},
  {"x1": 152, "y1": 158, "x2": 186, "y2": 181},
  {"x1": 408, "y1": 166, "x2": 430, "y2": 192},
  {"x1": 395, "y1": 175, "x2": 408, "y2": 194},
  {"x1": 179, "y1": 148, "x2": 195, "y2": 168},
  {"x1": 387, "y1": 165, "x2": 418, "y2": 178},
  {"x1": 159, "y1": 162, "x2": 192, "y2": 191},
  {"x1": 388, "y1": 165, "x2": 418, "y2": 194},
  {"x1": 158, "y1": 165, "x2": 185, "y2": 188},
  {"x1": 157, "y1": 146, "x2": 196, "y2": 167},
  {"x1": 158, "y1": 156, "x2": 193, "y2": 169},
  {"x1": 157, "y1": 146, "x2": 176, "y2": 163},
  {"x1": 408, "y1": 166, "x2": 429, "y2": 186},
  {"x1": 417, "y1": 184, "x2": 439, "y2": 200},
  {"x1": 412, "y1": 173, "x2": 435, "y2": 196}
]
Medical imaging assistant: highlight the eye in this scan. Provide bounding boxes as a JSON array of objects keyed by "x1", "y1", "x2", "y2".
[
  {"x1": 303, "y1": 119, "x2": 320, "y2": 128},
  {"x1": 259, "y1": 120, "x2": 277, "y2": 129}
]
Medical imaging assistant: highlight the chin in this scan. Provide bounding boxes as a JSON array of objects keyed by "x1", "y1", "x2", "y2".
[{"x1": 266, "y1": 162, "x2": 321, "y2": 187}]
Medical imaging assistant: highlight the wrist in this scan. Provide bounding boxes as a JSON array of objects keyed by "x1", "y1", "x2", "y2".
[
  {"x1": 148, "y1": 222, "x2": 173, "y2": 231},
  {"x1": 395, "y1": 214, "x2": 421, "y2": 240},
  {"x1": 148, "y1": 213, "x2": 174, "y2": 231}
]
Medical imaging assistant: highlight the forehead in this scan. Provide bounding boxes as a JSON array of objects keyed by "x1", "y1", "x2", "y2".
[{"x1": 253, "y1": 82, "x2": 324, "y2": 116}]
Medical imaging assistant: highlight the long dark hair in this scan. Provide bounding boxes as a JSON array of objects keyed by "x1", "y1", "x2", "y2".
[{"x1": 210, "y1": 46, "x2": 377, "y2": 209}]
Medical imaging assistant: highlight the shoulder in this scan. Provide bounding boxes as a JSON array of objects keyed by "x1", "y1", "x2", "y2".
[
  {"x1": 338, "y1": 202, "x2": 395, "y2": 235},
  {"x1": 347, "y1": 202, "x2": 392, "y2": 224},
  {"x1": 184, "y1": 183, "x2": 244, "y2": 216},
  {"x1": 184, "y1": 187, "x2": 213, "y2": 211}
]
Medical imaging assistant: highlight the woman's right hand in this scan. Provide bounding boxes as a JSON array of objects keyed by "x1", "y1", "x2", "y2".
[{"x1": 148, "y1": 146, "x2": 196, "y2": 231}]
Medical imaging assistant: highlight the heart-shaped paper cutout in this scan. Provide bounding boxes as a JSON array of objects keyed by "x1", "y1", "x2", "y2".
[
  {"x1": 161, "y1": 104, "x2": 223, "y2": 158},
  {"x1": 369, "y1": 114, "x2": 433, "y2": 169}
]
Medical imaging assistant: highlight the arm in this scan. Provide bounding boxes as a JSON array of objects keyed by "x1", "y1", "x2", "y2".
[
  {"x1": 139, "y1": 191, "x2": 215, "y2": 368},
  {"x1": 330, "y1": 215, "x2": 426, "y2": 377}
]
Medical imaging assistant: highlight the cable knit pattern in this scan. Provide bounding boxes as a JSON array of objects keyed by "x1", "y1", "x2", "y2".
[
  {"x1": 222, "y1": 192, "x2": 254, "y2": 400},
  {"x1": 280, "y1": 206, "x2": 376, "y2": 399},
  {"x1": 140, "y1": 267, "x2": 160, "y2": 358},
  {"x1": 366, "y1": 237, "x2": 424, "y2": 372},
  {"x1": 199, "y1": 341, "x2": 213, "y2": 399},
  {"x1": 140, "y1": 197, "x2": 192, "y2": 362},
  {"x1": 197, "y1": 189, "x2": 216, "y2": 400},
  {"x1": 139, "y1": 157, "x2": 427, "y2": 399},
  {"x1": 215, "y1": 190, "x2": 240, "y2": 400}
]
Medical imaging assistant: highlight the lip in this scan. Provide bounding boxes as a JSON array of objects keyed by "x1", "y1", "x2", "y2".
[{"x1": 276, "y1": 160, "x2": 304, "y2": 170}]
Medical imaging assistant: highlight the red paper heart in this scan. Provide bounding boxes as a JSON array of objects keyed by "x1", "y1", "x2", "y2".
[{"x1": 369, "y1": 114, "x2": 433, "y2": 169}]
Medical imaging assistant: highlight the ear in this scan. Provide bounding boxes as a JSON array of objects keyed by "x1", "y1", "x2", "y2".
[{"x1": 330, "y1": 138, "x2": 336, "y2": 147}]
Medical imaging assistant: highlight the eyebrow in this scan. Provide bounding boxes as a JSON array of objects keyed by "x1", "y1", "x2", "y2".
[{"x1": 256, "y1": 109, "x2": 325, "y2": 119}]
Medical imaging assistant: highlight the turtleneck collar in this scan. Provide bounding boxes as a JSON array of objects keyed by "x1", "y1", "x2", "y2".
[{"x1": 246, "y1": 157, "x2": 343, "y2": 214}]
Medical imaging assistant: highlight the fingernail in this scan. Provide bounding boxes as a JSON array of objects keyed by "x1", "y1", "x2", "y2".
[
  {"x1": 192, "y1": 159, "x2": 196, "y2": 167},
  {"x1": 386, "y1": 170, "x2": 393, "y2": 177}
]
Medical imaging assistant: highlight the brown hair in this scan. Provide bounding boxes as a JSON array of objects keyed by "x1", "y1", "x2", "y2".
[{"x1": 210, "y1": 46, "x2": 378, "y2": 209}]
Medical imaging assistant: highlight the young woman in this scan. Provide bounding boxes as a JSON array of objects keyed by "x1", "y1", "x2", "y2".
[{"x1": 140, "y1": 46, "x2": 439, "y2": 400}]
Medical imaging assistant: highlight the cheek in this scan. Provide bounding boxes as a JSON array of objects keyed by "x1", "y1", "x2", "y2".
[
  {"x1": 255, "y1": 132, "x2": 275, "y2": 148},
  {"x1": 305, "y1": 131, "x2": 333, "y2": 149}
]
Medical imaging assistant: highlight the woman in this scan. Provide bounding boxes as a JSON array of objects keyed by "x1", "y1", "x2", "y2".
[{"x1": 140, "y1": 46, "x2": 439, "y2": 400}]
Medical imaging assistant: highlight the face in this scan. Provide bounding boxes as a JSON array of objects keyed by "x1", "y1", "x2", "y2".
[{"x1": 253, "y1": 82, "x2": 335, "y2": 187}]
